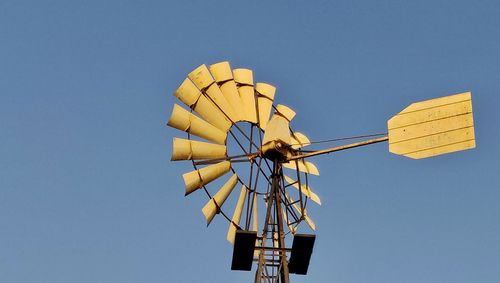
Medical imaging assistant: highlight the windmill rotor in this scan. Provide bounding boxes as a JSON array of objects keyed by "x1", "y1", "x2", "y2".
[
  {"x1": 168, "y1": 61, "x2": 320, "y2": 281},
  {"x1": 167, "y1": 60, "x2": 476, "y2": 283}
]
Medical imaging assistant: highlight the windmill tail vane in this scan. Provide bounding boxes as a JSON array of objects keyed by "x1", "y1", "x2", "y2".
[{"x1": 167, "y1": 60, "x2": 476, "y2": 282}]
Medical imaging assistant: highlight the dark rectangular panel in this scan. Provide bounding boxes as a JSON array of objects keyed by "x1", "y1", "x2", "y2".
[
  {"x1": 288, "y1": 234, "x2": 315, "y2": 275},
  {"x1": 231, "y1": 230, "x2": 257, "y2": 271}
]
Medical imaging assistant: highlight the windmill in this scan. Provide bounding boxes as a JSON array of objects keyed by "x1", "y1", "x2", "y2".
[{"x1": 167, "y1": 61, "x2": 476, "y2": 283}]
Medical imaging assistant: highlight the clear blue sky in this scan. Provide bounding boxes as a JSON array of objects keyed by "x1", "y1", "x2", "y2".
[{"x1": 1, "y1": 1, "x2": 499, "y2": 282}]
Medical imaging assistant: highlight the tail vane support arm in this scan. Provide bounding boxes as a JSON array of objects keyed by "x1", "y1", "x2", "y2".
[{"x1": 285, "y1": 136, "x2": 389, "y2": 162}]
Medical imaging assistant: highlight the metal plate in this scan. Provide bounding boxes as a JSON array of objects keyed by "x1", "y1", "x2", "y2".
[{"x1": 388, "y1": 92, "x2": 475, "y2": 159}]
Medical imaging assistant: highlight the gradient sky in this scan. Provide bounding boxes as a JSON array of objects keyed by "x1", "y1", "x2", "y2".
[{"x1": 1, "y1": 1, "x2": 499, "y2": 282}]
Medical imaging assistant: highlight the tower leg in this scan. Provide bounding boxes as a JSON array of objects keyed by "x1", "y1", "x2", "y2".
[
  {"x1": 254, "y1": 160, "x2": 289, "y2": 283},
  {"x1": 273, "y1": 161, "x2": 289, "y2": 283}
]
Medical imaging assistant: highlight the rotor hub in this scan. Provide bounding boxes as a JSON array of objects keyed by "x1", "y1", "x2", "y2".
[{"x1": 261, "y1": 140, "x2": 292, "y2": 162}]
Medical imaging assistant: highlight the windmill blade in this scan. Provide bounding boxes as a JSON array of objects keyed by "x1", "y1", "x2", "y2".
[
  {"x1": 167, "y1": 104, "x2": 227, "y2": 144},
  {"x1": 275, "y1": 104, "x2": 296, "y2": 122},
  {"x1": 194, "y1": 95, "x2": 232, "y2": 132},
  {"x1": 171, "y1": 138, "x2": 227, "y2": 161},
  {"x1": 210, "y1": 62, "x2": 246, "y2": 122},
  {"x1": 252, "y1": 193, "x2": 260, "y2": 257},
  {"x1": 252, "y1": 193, "x2": 259, "y2": 232},
  {"x1": 183, "y1": 161, "x2": 231, "y2": 196},
  {"x1": 202, "y1": 174, "x2": 239, "y2": 225},
  {"x1": 252, "y1": 195, "x2": 259, "y2": 232},
  {"x1": 283, "y1": 175, "x2": 321, "y2": 205},
  {"x1": 174, "y1": 78, "x2": 231, "y2": 132},
  {"x1": 303, "y1": 211, "x2": 316, "y2": 231},
  {"x1": 255, "y1": 83, "x2": 276, "y2": 130},
  {"x1": 205, "y1": 84, "x2": 239, "y2": 122},
  {"x1": 285, "y1": 192, "x2": 316, "y2": 231},
  {"x1": 188, "y1": 64, "x2": 239, "y2": 123},
  {"x1": 234, "y1": 68, "x2": 258, "y2": 124},
  {"x1": 282, "y1": 159, "x2": 320, "y2": 176},
  {"x1": 388, "y1": 92, "x2": 475, "y2": 159},
  {"x1": 290, "y1": 132, "x2": 311, "y2": 149},
  {"x1": 187, "y1": 64, "x2": 214, "y2": 90},
  {"x1": 227, "y1": 185, "x2": 248, "y2": 244}
]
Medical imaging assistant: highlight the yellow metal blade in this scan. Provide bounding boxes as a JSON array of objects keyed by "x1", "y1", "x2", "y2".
[
  {"x1": 227, "y1": 185, "x2": 247, "y2": 244},
  {"x1": 238, "y1": 85, "x2": 258, "y2": 124},
  {"x1": 233, "y1": 68, "x2": 253, "y2": 85},
  {"x1": 187, "y1": 64, "x2": 238, "y2": 124},
  {"x1": 210, "y1": 62, "x2": 245, "y2": 122},
  {"x1": 187, "y1": 64, "x2": 215, "y2": 90},
  {"x1": 283, "y1": 175, "x2": 321, "y2": 205},
  {"x1": 204, "y1": 83, "x2": 239, "y2": 122},
  {"x1": 252, "y1": 193, "x2": 258, "y2": 232},
  {"x1": 167, "y1": 104, "x2": 227, "y2": 145},
  {"x1": 209, "y1": 61, "x2": 233, "y2": 82},
  {"x1": 303, "y1": 212, "x2": 316, "y2": 231},
  {"x1": 193, "y1": 95, "x2": 232, "y2": 132},
  {"x1": 175, "y1": 78, "x2": 202, "y2": 106},
  {"x1": 290, "y1": 132, "x2": 311, "y2": 149},
  {"x1": 171, "y1": 138, "x2": 226, "y2": 161},
  {"x1": 234, "y1": 68, "x2": 258, "y2": 124},
  {"x1": 275, "y1": 104, "x2": 296, "y2": 122},
  {"x1": 174, "y1": 79, "x2": 231, "y2": 132},
  {"x1": 255, "y1": 83, "x2": 276, "y2": 130},
  {"x1": 252, "y1": 194, "x2": 260, "y2": 257},
  {"x1": 282, "y1": 159, "x2": 319, "y2": 176},
  {"x1": 202, "y1": 174, "x2": 239, "y2": 225},
  {"x1": 388, "y1": 92, "x2": 475, "y2": 159},
  {"x1": 219, "y1": 81, "x2": 245, "y2": 122},
  {"x1": 182, "y1": 161, "x2": 231, "y2": 196}
]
